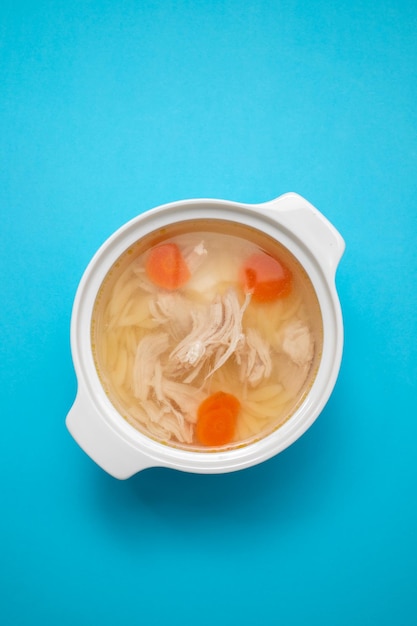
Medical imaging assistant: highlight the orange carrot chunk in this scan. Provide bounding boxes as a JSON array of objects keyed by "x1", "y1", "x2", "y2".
[
  {"x1": 145, "y1": 243, "x2": 191, "y2": 290},
  {"x1": 240, "y1": 252, "x2": 292, "y2": 303},
  {"x1": 196, "y1": 391, "x2": 240, "y2": 447}
]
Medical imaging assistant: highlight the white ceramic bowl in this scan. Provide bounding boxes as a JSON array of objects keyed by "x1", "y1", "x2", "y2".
[{"x1": 66, "y1": 193, "x2": 345, "y2": 478}]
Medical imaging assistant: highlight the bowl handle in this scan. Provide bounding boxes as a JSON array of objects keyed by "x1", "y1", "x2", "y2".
[
  {"x1": 260, "y1": 193, "x2": 345, "y2": 276},
  {"x1": 66, "y1": 385, "x2": 154, "y2": 479}
]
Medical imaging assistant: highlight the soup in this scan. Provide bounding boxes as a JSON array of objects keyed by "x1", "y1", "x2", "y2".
[{"x1": 91, "y1": 219, "x2": 323, "y2": 450}]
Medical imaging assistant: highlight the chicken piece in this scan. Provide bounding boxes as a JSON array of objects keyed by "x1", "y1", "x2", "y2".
[
  {"x1": 132, "y1": 332, "x2": 170, "y2": 399},
  {"x1": 131, "y1": 329, "x2": 207, "y2": 442},
  {"x1": 148, "y1": 292, "x2": 192, "y2": 339},
  {"x1": 168, "y1": 298, "x2": 221, "y2": 370},
  {"x1": 132, "y1": 401, "x2": 194, "y2": 444},
  {"x1": 236, "y1": 327, "x2": 272, "y2": 387},
  {"x1": 168, "y1": 289, "x2": 251, "y2": 381},
  {"x1": 159, "y1": 378, "x2": 205, "y2": 424},
  {"x1": 205, "y1": 289, "x2": 252, "y2": 377},
  {"x1": 157, "y1": 411, "x2": 194, "y2": 443},
  {"x1": 278, "y1": 320, "x2": 314, "y2": 366}
]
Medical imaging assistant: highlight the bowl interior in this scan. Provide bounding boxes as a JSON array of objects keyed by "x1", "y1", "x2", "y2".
[{"x1": 89, "y1": 216, "x2": 324, "y2": 454}]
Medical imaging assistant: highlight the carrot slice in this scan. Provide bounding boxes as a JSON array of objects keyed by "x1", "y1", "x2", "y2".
[
  {"x1": 145, "y1": 243, "x2": 191, "y2": 290},
  {"x1": 240, "y1": 252, "x2": 292, "y2": 303},
  {"x1": 196, "y1": 391, "x2": 240, "y2": 447}
]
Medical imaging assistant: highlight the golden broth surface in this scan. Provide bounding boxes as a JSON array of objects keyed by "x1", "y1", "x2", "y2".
[{"x1": 91, "y1": 219, "x2": 323, "y2": 451}]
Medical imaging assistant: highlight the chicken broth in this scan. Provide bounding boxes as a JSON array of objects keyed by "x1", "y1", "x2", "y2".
[{"x1": 91, "y1": 219, "x2": 323, "y2": 450}]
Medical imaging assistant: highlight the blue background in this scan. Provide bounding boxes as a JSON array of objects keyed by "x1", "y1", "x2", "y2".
[{"x1": 1, "y1": 1, "x2": 416, "y2": 624}]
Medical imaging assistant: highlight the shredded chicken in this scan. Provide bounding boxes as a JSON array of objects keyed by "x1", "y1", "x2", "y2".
[
  {"x1": 236, "y1": 327, "x2": 272, "y2": 387},
  {"x1": 129, "y1": 289, "x2": 256, "y2": 442},
  {"x1": 131, "y1": 330, "x2": 206, "y2": 442},
  {"x1": 160, "y1": 379, "x2": 205, "y2": 421},
  {"x1": 169, "y1": 289, "x2": 251, "y2": 381},
  {"x1": 129, "y1": 283, "x2": 315, "y2": 444},
  {"x1": 132, "y1": 332, "x2": 170, "y2": 399},
  {"x1": 148, "y1": 292, "x2": 192, "y2": 339},
  {"x1": 128, "y1": 401, "x2": 194, "y2": 444}
]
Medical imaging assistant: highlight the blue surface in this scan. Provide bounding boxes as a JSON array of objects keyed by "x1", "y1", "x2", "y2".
[{"x1": 1, "y1": 1, "x2": 416, "y2": 624}]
